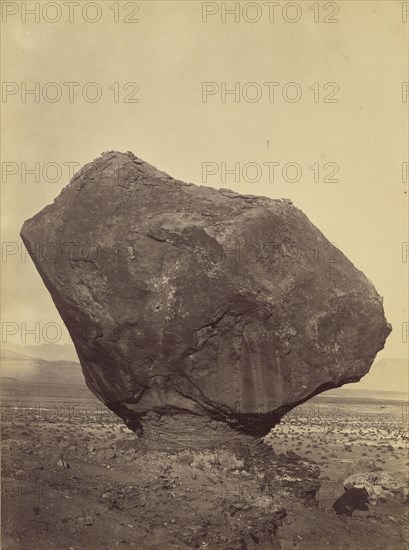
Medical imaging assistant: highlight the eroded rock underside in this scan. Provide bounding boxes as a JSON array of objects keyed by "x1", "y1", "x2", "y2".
[{"x1": 21, "y1": 151, "x2": 391, "y2": 443}]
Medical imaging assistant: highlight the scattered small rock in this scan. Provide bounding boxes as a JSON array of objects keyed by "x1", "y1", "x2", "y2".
[{"x1": 57, "y1": 458, "x2": 70, "y2": 469}]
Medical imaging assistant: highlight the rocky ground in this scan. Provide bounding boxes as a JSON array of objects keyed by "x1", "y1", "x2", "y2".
[{"x1": 1, "y1": 397, "x2": 408, "y2": 550}]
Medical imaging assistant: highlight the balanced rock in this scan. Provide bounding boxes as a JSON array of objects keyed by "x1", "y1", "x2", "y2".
[{"x1": 21, "y1": 151, "x2": 391, "y2": 441}]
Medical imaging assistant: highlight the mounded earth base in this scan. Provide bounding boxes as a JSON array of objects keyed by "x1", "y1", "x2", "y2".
[
  {"x1": 122, "y1": 412, "x2": 264, "y2": 451},
  {"x1": 117, "y1": 413, "x2": 322, "y2": 506}
]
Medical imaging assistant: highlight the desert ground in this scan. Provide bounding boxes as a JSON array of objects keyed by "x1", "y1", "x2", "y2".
[{"x1": 1, "y1": 358, "x2": 409, "y2": 549}]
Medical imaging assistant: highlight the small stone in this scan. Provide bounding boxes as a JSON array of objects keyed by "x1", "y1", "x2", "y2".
[
  {"x1": 57, "y1": 458, "x2": 70, "y2": 469},
  {"x1": 217, "y1": 451, "x2": 244, "y2": 471}
]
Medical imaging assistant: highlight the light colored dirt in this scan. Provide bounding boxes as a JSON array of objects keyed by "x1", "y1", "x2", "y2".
[{"x1": 1, "y1": 398, "x2": 408, "y2": 549}]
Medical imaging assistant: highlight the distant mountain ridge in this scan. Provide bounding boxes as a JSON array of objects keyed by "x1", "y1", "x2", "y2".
[
  {"x1": 319, "y1": 387, "x2": 408, "y2": 401},
  {"x1": 1, "y1": 348, "x2": 77, "y2": 365},
  {"x1": 2, "y1": 342, "x2": 79, "y2": 362},
  {"x1": 349, "y1": 358, "x2": 408, "y2": 393},
  {"x1": 0, "y1": 346, "x2": 84, "y2": 385},
  {"x1": 1, "y1": 344, "x2": 407, "y2": 399}
]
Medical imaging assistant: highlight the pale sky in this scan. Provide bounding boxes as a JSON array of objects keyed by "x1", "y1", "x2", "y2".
[{"x1": 1, "y1": 1, "x2": 408, "y2": 372}]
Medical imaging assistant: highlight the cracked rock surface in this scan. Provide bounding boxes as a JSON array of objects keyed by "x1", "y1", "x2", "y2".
[{"x1": 21, "y1": 151, "x2": 391, "y2": 442}]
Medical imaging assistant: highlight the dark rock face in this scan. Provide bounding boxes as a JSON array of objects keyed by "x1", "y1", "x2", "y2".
[
  {"x1": 333, "y1": 488, "x2": 369, "y2": 516},
  {"x1": 21, "y1": 151, "x2": 391, "y2": 439}
]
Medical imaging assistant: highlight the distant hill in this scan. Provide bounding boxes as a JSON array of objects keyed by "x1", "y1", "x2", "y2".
[
  {"x1": 1, "y1": 345, "x2": 407, "y2": 401},
  {"x1": 318, "y1": 387, "x2": 408, "y2": 401},
  {"x1": 2, "y1": 342, "x2": 78, "y2": 362},
  {"x1": 0, "y1": 347, "x2": 84, "y2": 385},
  {"x1": 316, "y1": 357, "x2": 408, "y2": 401},
  {"x1": 350, "y1": 358, "x2": 408, "y2": 393}
]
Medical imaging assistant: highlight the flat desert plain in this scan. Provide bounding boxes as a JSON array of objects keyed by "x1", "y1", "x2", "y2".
[{"x1": 1, "y1": 353, "x2": 408, "y2": 550}]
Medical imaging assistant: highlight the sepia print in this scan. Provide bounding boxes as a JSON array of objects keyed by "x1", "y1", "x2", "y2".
[{"x1": 1, "y1": 1, "x2": 408, "y2": 549}]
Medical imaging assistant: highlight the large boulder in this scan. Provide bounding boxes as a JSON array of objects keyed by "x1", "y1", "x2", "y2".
[
  {"x1": 343, "y1": 472, "x2": 409, "y2": 504},
  {"x1": 21, "y1": 151, "x2": 391, "y2": 440}
]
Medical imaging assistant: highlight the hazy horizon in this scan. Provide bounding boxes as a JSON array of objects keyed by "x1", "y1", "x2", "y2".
[
  {"x1": 1, "y1": 1, "x2": 407, "y2": 395},
  {"x1": 1, "y1": 341, "x2": 407, "y2": 396}
]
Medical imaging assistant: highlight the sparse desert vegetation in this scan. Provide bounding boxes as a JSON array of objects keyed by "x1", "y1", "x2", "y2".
[{"x1": 2, "y1": 383, "x2": 409, "y2": 549}]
